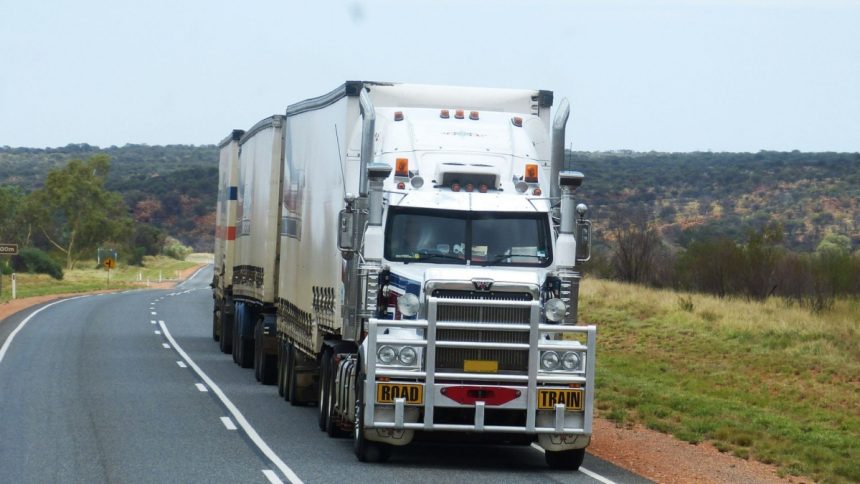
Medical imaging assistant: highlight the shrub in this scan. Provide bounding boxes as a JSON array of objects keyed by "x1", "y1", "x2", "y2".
[
  {"x1": 11, "y1": 247, "x2": 64, "y2": 280},
  {"x1": 162, "y1": 237, "x2": 192, "y2": 261}
]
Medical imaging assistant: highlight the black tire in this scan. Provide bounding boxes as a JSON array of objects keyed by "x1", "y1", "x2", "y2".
[
  {"x1": 261, "y1": 353, "x2": 277, "y2": 385},
  {"x1": 318, "y1": 349, "x2": 332, "y2": 431},
  {"x1": 254, "y1": 321, "x2": 263, "y2": 382},
  {"x1": 353, "y1": 362, "x2": 391, "y2": 463},
  {"x1": 239, "y1": 334, "x2": 254, "y2": 369},
  {"x1": 283, "y1": 342, "x2": 294, "y2": 402},
  {"x1": 212, "y1": 304, "x2": 220, "y2": 342},
  {"x1": 231, "y1": 309, "x2": 240, "y2": 364},
  {"x1": 545, "y1": 448, "x2": 585, "y2": 470},
  {"x1": 277, "y1": 341, "x2": 286, "y2": 397},
  {"x1": 288, "y1": 342, "x2": 302, "y2": 406},
  {"x1": 326, "y1": 352, "x2": 347, "y2": 438},
  {"x1": 218, "y1": 304, "x2": 232, "y2": 354}
]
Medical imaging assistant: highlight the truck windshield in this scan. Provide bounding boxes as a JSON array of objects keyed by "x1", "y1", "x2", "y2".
[{"x1": 384, "y1": 207, "x2": 552, "y2": 267}]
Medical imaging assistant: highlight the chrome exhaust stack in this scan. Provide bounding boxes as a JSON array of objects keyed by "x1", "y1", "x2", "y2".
[{"x1": 550, "y1": 98, "x2": 571, "y2": 201}]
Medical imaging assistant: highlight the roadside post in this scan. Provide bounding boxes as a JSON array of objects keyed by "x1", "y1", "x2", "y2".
[{"x1": 0, "y1": 243, "x2": 19, "y2": 300}]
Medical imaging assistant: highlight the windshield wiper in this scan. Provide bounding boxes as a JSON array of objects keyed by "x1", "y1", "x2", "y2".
[
  {"x1": 481, "y1": 253, "x2": 546, "y2": 265},
  {"x1": 410, "y1": 250, "x2": 465, "y2": 263}
]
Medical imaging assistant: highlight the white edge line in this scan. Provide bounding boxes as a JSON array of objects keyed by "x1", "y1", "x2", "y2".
[
  {"x1": 159, "y1": 320, "x2": 303, "y2": 484},
  {"x1": 220, "y1": 416, "x2": 237, "y2": 430},
  {"x1": 262, "y1": 469, "x2": 284, "y2": 484},
  {"x1": 530, "y1": 443, "x2": 618, "y2": 484},
  {"x1": 176, "y1": 265, "x2": 207, "y2": 288},
  {"x1": 0, "y1": 296, "x2": 89, "y2": 364}
]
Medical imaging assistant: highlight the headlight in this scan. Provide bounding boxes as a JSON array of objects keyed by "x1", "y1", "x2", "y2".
[
  {"x1": 544, "y1": 298, "x2": 566, "y2": 322},
  {"x1": 397, "y1": 293, "x2": 420, "y2": 317},
  {"x1": 398, "y1": 346, "x2": 417, "y2": 365},
  {"x1": 377, "y1": 345, "x2": 397, "y2": 364},
  {"x1": 540, "y1": 351, "x2": 560, "y2": 370},
  {"x1": 561, "y1": 351, "x2": 582, "y2": 371}
]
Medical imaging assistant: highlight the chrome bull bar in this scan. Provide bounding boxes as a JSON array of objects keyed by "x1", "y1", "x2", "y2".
[{"x1": 365, "y1": 296, "x2": 596, "y2": 435}]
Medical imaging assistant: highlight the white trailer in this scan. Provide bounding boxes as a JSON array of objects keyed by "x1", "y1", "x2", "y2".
[
  {"x1": 212, "y1": 129, "x2": 242, "y2": 351},
  {"x1": 269, "y1": 81, "x2": 595, "y2": 468}
]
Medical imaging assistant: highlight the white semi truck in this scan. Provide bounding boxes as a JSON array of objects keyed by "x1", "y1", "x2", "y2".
[{"x1": 213, "y1": 81, "x2": 595, "y2": 469}]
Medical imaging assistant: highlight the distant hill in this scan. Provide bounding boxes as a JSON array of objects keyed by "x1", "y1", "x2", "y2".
[
  {"x1": 566, "y1": 151, "x2": 860, "y2": 251},
  {"x1": 2, "y1": 145, "x2": 857, "y2": 253},
  {"x1": 0, "y1": 144, "x2": 217, "y2": 250}
]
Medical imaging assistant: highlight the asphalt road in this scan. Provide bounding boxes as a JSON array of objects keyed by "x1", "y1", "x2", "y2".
[{"x1": 0, "y1": 266, "x2": 651, "y2": 484}]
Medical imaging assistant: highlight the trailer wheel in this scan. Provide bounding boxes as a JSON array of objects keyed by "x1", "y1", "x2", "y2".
[
  {"x1": 212, "y1": 304, "x2": 220, "y2": 342},
  {"x1": 318, "y1": 349, "x2": 332, "y2": 431},
  {"x1": 218, "y1": 301, "x2": 232, "y2": 354},
  {"x1": 231, "y1": 307, "x2": 241, "y2": 364},
  {"x1": 288, "y1": 343, "x2": 303, "y2": 406},
  {"x1": 280, "y1": 342, "x2": 292, "y2": 401},
  {"x1": 254, "y1": 321, "x2": 263, "y2": 382},
  {"x1": 545, "y1": 448, "x2": 585, "y2": 470},
  {"x1": 239, "y1": 335, "x2": 254, "y2": 368},
  {"x1": 354, "y1": 363, "x2": 391, "y2": 463}
]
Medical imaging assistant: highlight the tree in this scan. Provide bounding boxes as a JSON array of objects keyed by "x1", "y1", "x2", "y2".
[
  {"x1": 610, "y1": 209, "x2": 662, "y2": 284},
  {"x1": 25, "y1": 155, "x2": 131, "y2": 270},
  {"x1": 0, "y1": 186, "x2": 29, "y2": 244}
]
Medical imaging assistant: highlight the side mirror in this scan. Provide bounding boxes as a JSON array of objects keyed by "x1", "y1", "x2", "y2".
[
  {"x1": 575, "y1": 203, "x2": 590, "y2": 262},
  {"x1": 338, "y1": 209, "x2": 356, "y2": 252}
]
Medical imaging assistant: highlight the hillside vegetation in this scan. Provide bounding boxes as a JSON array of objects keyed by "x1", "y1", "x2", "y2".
[{"x1": 581, "y1": 277, "x2": 860, "y2": 483}]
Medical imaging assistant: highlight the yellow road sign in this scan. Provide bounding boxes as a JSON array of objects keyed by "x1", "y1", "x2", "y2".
[{"x1": 104, "y1": 257, "x2": 116, "y2": 270}]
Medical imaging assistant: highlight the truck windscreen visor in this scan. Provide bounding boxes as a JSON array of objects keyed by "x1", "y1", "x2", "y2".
[{"x1": 384, "y1": 207, "x2": 552, "y2": 267}]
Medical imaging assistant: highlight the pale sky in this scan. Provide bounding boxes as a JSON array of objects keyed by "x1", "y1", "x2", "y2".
[{"x1": 1, "y1": 0, "x2": 858, "y2": 152}]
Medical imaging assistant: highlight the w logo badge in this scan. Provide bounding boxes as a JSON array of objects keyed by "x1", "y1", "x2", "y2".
[{"x1": 472, "y1": 279, "x2": 493, "y2": 291}]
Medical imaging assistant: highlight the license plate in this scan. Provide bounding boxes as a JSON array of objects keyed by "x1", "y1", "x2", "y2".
[
  {"x1": 537, "y1": 388, "x2": 584, "y2": 411},
  {"x1": 376, "y1": 383, "x2": 424, "y2": 405},
  {"x1": 464, "y1": 359, "x2": 498, "y2": 373}
]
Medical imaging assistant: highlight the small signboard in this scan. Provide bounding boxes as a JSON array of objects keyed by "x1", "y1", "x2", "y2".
[
  {"x1": 104, "y1": 257, "x2": 117, "y2": 270},
  {"x1": 0, "y1": 243, "x2": 18, "y2": 255}
]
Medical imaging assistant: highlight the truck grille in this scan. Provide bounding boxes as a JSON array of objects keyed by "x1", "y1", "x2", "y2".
[{"x1": 432, "y1": 290, "x2": 532, "y2": 373}]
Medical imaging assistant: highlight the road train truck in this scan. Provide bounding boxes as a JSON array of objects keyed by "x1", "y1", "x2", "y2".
[{"x1": 212, "y1": 81, "x2": 596, "y2": 469}]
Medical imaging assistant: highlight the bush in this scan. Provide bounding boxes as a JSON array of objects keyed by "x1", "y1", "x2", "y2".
[
  {"x1": 162, "y1": 237, "x2": 192, "y2": 261},
  {"x1": 0, "y1": 260, "x2": 12, "y2": 275},
  {"x1": 11, "y1": 247, "x2": 64, "y2": 280}
]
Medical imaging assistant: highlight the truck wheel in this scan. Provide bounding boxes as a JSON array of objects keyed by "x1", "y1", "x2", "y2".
[
  {"x1": 545, "y1": 448, "x2": 585, "y2": 470},
  {"x1": 283, "y1": 342, "x2": 295, "y2": 402},
  {"x1": 278, "y1": 341, "x2": 289, "y2": 399},
  {"x1": 254, "y1": 321, "x2": 263, "y2": 382},
  {"x1": 218, "y1": 303, "x2": 232, "y2": 354},
  {"x1": 354, "y1": 364, "x2": 391, "y2": 463},
  {"x1": 318, "y1": 349, "x2": 332, "y2": 431},
  {"x1": 288, "y1": 343, "x2": 303, "y2": 406},
  {"x1": 231, "y1": 310, "x2": 240, "y2": 364},
  {"x1": 212, "y1": 304, "x2": 220, "y2": 342},
  {"x1": 239, "y1": 335, "x2": 254, "y2": 369},
  {"x1": 325, "y1": 351, "x2": 347, "y2": 438}
]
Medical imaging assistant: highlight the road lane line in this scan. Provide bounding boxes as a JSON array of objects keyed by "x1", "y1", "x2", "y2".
[
  {"x1": 177, "y1": 361, "x2": 187, "y2": 368},
  {"x1": 162, "y1": 343, "x2": 171, "y2": 349},
  {"x1": 158, "y1": 320, "x2": 303, "y2": 484},
  {"x1": 151, "y1": 312, "x2": 157, "y2": 315},
  {"x1": 195, "y1": 383, "x2": 208, "y2": 392},
  {"x1": 530, "y1": 443, "x2": 618, "y2": 484},
  {"x1": 1, "y1": 296, "x2": 88, "y2": 365},
  {"x1": 155, "y1": 330, "x2": 162, "y2": 335},
  {"x1": 262, "y1": 470, "x2": 284, "y2": 484},
  {"x1": 150, "y1": 320, "x2": 157, "y2": 325},
  {"x1": 220, "y1": 416, "x2": 237, "y2": 430}
]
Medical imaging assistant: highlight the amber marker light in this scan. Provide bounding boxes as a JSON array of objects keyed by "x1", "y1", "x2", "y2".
[
  {"x1": 469, "y1": 111, "x2": 479, "y2": 120},
  {"x1": 451, "y1": 182, "x2": 461, "y2": 192},
  {"x1": 479, "y1": 183, "x2": 488, "y2": 193},
  {"x1": 440, "y1": 109, "x2": 450, "y2": 119},
  {"x1": 524, "y1": 163, "x2": 539, "y2": 183},
  {"x1": 395, "y1": 158, "x2": 409, "y2": 177},
  {"x1": 455, "y1": 109, "x2": 465, "y2": 119},
  {"x1": 394, "y1": 111, "x2": 404, "y2": 121},
  {"x1": 512, "y1": 116, "x2": 523, "y2": 127},
  {"x1": 465, "y1": 183, "x2": 474, "y2": 192}
]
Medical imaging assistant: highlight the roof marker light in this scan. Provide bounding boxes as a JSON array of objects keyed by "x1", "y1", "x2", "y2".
[
  {"x1": 479, "y1": 183, "x2": 488, "y2": 193},
  {"x1": 512, "y1": 116, "x2": 523, "y2": 127},
  {"x1": 455, "y1": 110, "x2": 465, "y2": 119},
  {"x1": 451, "y1": 182, "x2": 461, "y2": 192},
  {"x1": 525, "y1": 163, "x2": 539, "y2": 183},
  {"x1": 465, "y1": 183, "x2": 474, "y2": 192},
  {"x1": 394, "y1": 111, "x2": 404, "y2": 121},
  {"x1": 469, "y1": 111, "x2": 479, "y2": 120},
  {"x1": 395, "y1": 158, "x2": 409, "y2": 177},
  {"x1": 440, "y1": 109, "x2": 450, "y2": 119}
]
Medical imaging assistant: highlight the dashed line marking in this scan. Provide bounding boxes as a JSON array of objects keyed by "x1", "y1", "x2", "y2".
[
  {"x1": 150, "y1": 312, "x2": 157, "y2": 315},
  {"x1": 262, "y1": 470, "x2": 284, "y2": 484},
  {"x1": 154, "y1": 330, "x2": 162, "y2": 335},
  {"x1": 195, "y1": 383, "x2": 208, "y2": 392},
  {"x1": 220, "y1": 416, "x2": 237, "y2": 430},
  {"x1": 177, "y1": 361, "x2": 187, "y2": 368},
  {"x1": 162, "y1": 343, "x2": 171, "y2": 349},
  {"x1": 158, "y1": 320, "x2": 303, "y2": 484},
  {"x1": 150, "y1": 320, "x2": 157, "y2": 325},
  {"x1": 529, "y1": 443, "x2": 617, "y2": 484}
]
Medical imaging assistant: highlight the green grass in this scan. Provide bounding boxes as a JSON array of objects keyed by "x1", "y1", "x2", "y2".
[
  {"x1": 0, "y1": 255, "x2": 204, "y2": 302},
  {"x1": 579, "y1": 278, "x2": 860, "y2": 483}
]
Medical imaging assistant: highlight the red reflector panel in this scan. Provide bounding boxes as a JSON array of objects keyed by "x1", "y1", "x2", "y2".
[{"x1": 440, "y1": 386, "x2": 521, "y2": 406}]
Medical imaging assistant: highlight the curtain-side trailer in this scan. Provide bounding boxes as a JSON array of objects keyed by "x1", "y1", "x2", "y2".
[{"x1": 212, "y1": 129, "x2": 242, "y2": 352}]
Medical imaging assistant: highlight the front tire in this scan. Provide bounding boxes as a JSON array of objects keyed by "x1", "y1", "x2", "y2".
[
  {"x1": 545, "y1": 448, "x2": 585, "y2": 470},
  {"x1": 353, "y1": 362, "x2": 391, "y2": 463},
  {"x1": 318, "y1": 349, "x2": 332, "y2": 431}
]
